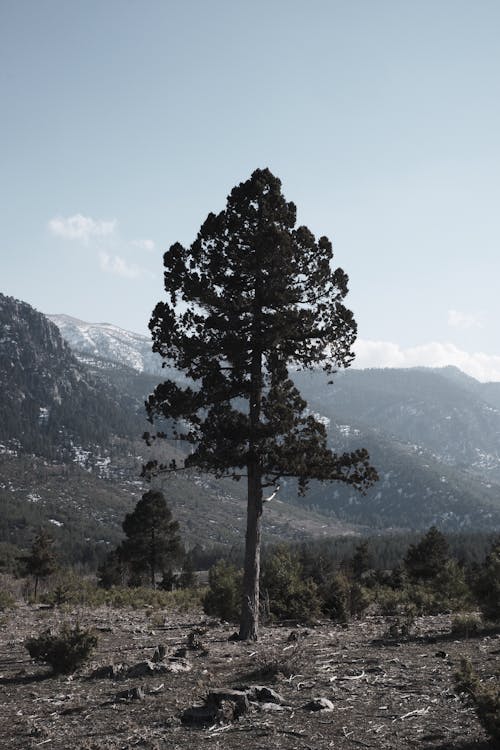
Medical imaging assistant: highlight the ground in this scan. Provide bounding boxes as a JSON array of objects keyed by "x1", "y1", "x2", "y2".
[{"x1": 0, "y1": 604, "x2": 497, "y2": 750}]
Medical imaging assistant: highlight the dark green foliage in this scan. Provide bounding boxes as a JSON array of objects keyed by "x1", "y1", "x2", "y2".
[
  {"x1": 97, "y1": 548, "x2": 125, "y2": 589},
  {"x1": 455, "y1": 658, "x2": 500, "y2": 742},
  {"x1": 0, "y1": 589, "x2": 16, "y2": 610},
  {"x1": 23, "y1": 528, "x2": 58, "y2": 599},
  {"x1": 145, "y1": 168, "x2": 376, "y2": 639},
  {"x1": 320, "y1": 571, "x2": 351, "y2": 624},
  {"x1": 351, "y1": 541, "x2": 372, "y2": 581},
  {"x1": 404, "y1": 526, "x2": 450, "y2": 582},
  {"x1": 261, "y1": 546, "x2": 321, "y2": 623},
  {"x1": 451, "y1": 614, "x2": 481, "y2": 637},
  {"x1": 473, "y1": 540, "x2": 500, "y2": 621},
  {"x1": 25, "y1": 624, "x2": 97, "y2": 674},
  {"x1": 178, "y1": 553, "x2": 197, "y2": 589},
  {"x1": 203, "y1": 560, "x2": 242, "y2": 622},
  {"x1": 120, "y1": 490, "x2": 183, "y2": 587}
]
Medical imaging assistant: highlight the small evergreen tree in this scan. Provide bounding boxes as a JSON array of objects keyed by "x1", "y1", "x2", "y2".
[
  {"x1": 474, "y1": 540, "x2": 500, "y2": 621},
  {"x1": 178, "y1": 553, "x2": 197, "y2": 589},
  {"x1": 203, "y1": 560, "x2": 242, "y2": 622},
  {"x1": 97, "y1": 548, "x2": 126, "y2": 589},
  {"x1": 404, "y1": 526, "x2": 449, "y2": 582},
  {"x1": 261, "y1": 546, "x2": 321, "y2": 623},
  {"x1": 351, "y1": 540, "x2": 372, "y2": 581},
  {"x1": 23, "y1": 528, "x2": 58, "y2": 600},
  {"x1": 121, "y1": 490, "x2": 183, "y2": 587}
]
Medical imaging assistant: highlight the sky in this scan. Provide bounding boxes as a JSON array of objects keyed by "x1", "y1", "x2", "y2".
[{"x1": 1, "y1": 0, "x2": 500, "y2": 381}]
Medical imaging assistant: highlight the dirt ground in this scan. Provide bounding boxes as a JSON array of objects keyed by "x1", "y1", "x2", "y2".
[{"x1": 0, "y1": 604, "x2": 497, "y2": 750}]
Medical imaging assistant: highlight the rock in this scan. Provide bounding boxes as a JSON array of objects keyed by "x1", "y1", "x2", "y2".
[
  {"x1": 247, "y1": 685, "x2": 284, "y2": 704},
  {"x1": 126, "y1": 660, "x2": 157, "y2": 678},
  {"x1": 89, "y1": 664, "x2": 124, "y2": 680},
  {"x1": 166, "y1": 658, "x2": 191, "y2": 673},
  {"x1": 181, "y1": 703, "x2": 218, "y2": 726},
  {"x1": 182, "y1": 687, "x2": 250, "y2": 727},
  {"x1": 303, "y1": 697, "x2": 334, "y2": 712},
  {"x1": 152, "y1": 644, "x2": 167, "y2": 662},
  {"x1": 206, "y1": 688, "x2": 250, "y2": 718},
  {"x1": 256, "y1": 702, "x2": 285, "y2": 712},
  {"x1": 126, "y1": 658, "x2": 191, "y2": 677},
  {"x1": 115, "y1": 686, "x2": 145, "y2": 701}
]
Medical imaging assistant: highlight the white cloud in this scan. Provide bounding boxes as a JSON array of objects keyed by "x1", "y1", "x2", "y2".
[
  {"x1": 99, "y1": 252, "x2": 141, "y2": 279},
  {"x1": 353, "y1": 339, "x2": 500, "y2": 383},
  {"x1": 48, "y1": 214, "x2": 116, "y2": 243},
  {"x1": 447, "y1": 309, "x2": 484, "y2": 330},
  {"x1": 132, "y1": 238, "x2": 156, "y2": 252}
]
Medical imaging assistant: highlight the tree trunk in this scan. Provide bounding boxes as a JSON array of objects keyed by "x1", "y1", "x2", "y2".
[
  {"x1": 239, "y1": 262, "x2": 263, "y2": 640},
  {"x1": 150, "y1": 527, "x2": 156, "y2": 588},
  {"x1": 239, "y1": 460, "x2": 263, "y2": 640}
]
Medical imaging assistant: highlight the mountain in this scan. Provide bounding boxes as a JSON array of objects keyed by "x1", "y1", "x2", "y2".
[
  {"x1": 295, "y1": 367, "x2": 500, "y2": 483},
  {"x1": 47, "y1": 314, "x2": 164, "y2": 374},
  {"x1": 0, "y1": 296, "x2": 359, "y2": 563},
  {"x1": 0, "y1": 295, "x2": 145, "y2": 457},
  {"x1": 47, "y1": 311, "x2": 500, "y2": 532},
  {"x1": 4, "y1": 298, "x2": 500, "y2": 562}
]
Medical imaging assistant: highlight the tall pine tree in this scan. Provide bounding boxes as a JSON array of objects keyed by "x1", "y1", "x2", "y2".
[{"x1": 145, "y1": 168, "x2": 377, "y2": 639}]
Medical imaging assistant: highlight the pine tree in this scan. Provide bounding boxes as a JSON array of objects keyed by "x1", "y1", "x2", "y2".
[
  {"x1": 121, "y1": 490, "x2": 183, "y2": 587},
  {"x1": 145, "y1": 168, "x2": 377, "y2": 639},
  {"x1": 24, "y1": 528, "x2": 58, "y2": 600},
  {"x1": 404, "y1": 526, "x2": 450, "y2": 582}
]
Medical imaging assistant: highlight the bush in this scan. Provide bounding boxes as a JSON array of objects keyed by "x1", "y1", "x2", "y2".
[
  {"x1": 474, "y1": 542, "x2": 500, "y2": 622},
  {"x1": 0, "y1": 589, "x2": 16, "y2": 611},
  {"x1": 451, "y1": 614, "x2": 481, "y2": 638},
  {"x1": 203, "y1": 560, "x2": 242, "y2": 622},
  {"x1": 261, "y1": 547, "x2": 321, "y2": 623},
  {"x1": 455, "y1": 658, "x2": 500, "y2": 742},
  {"x1": 25, "y1": 624, "x2": 97, "y2": 674}
]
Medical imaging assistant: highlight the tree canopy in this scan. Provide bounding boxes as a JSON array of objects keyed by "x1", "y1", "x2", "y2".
[
  {"x1": 145, "y1": 168, "x2": 377, "y2": 638},
  {"x1": 121, "y1": 490, "x2": 183, "y2": 587}
]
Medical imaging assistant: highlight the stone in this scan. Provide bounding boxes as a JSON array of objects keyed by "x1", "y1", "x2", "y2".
[
  {"x1": 89, "y1": 664, "x2": 124, "y2": 680},
  {"x1": 126, "y1": 660, "x2": 156, "y2": 677},
  {"x1": 206, "y1": 688, "x2": 250, "y2": 719},
  {"x1": 181, "y1": 703, "x2": 218, "y2": 726},
  {"x1": 152, "y1": 644, "x2": 167, "y2": 662},
  {"x1": 115, "y1": 686, "x2": 145, "y2": 701},
  {"x1": 303, "y1": 697, "x2": 334, "y2": 712},
  {"x1": 247, "y1": 685, "x2": 284, "y2": 704}
]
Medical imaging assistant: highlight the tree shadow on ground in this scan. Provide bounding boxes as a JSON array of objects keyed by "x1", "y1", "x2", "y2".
[
  {"x1": 428, "y1": 741, "x2": 495, "y2": 750},
  {"x1": 0, "y1": 669, "x2": 51, "y2": 685}
]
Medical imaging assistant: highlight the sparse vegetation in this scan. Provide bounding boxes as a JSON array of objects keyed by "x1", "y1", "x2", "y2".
[
  {"x1": 25, "y1": 624, "x2": 97, "y2": 674},
  {"x1": 455, "y1": 657, "x2": 500, "y2": 742}
]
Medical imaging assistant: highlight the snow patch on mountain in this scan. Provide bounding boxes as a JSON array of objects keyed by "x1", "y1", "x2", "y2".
[{"x1": 48, "y1": 314, "x2": 163, "y2": 374}]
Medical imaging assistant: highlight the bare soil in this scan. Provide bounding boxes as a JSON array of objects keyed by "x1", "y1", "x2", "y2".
[{"x1": 0, "y1": 605, "x2": 497, "y2": 750}]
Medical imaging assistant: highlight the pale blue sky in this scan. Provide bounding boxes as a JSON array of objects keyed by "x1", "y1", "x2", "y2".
[{"x1": 1, "y1": 1, "x2": 500, "y2": 379}]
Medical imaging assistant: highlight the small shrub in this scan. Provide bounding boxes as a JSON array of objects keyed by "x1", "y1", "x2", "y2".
[
  {"x1": 203, "y1": 560, "x2": 242, "y2": 622},
  {"x1": 451, "y1": 614, "x2": 481, "y2": 638},
  {"x1": 25, "y1": 624, "x2": 97, "y2": 674},
  {"x1": 455, "y1": 658, "x2": 500, "y2": 742},
  {"x1": 0, "y1": 589, "x2": 17, "y2": 611},
  {"x1": 474, "y1": 542, "x2": 500, "y2": 622},
  {"x1": 262, "y1": 547, "x2": 321, "y2": 623}
]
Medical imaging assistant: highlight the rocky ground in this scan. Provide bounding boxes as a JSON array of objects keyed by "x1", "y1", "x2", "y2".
[{"x1": 0, "y1": 604, "x2": 497, "y2": 749}]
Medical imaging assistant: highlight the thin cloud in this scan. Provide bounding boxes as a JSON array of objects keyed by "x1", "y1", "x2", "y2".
[
  {"x1": 132, "y1": 238, "x2": 156, "y2": 252},
  {"x1": 48, "y1": 214, "x2": 116, "y2": 243},
  {"x1": 447, "y1": 309, "x2": 484, "y2": 330},
  {"x1": 99, "y1": 252, "x2": 141, "y2": 279},
  {"x1": 353, "y1": 339, "x2": 500, "y2": 383}
]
